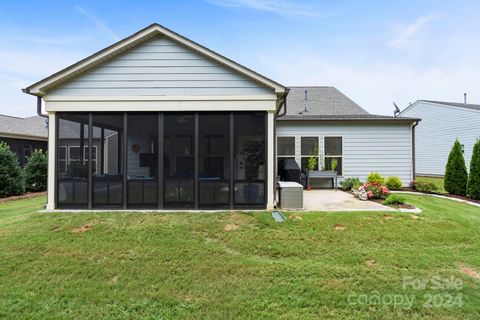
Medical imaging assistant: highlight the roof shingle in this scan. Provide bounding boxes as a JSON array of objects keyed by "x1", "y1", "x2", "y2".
[{"x1": 0, "y1": 114, "x2": 48, "y2": 139}]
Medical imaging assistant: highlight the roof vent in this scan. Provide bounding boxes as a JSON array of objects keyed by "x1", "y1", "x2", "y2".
[
  {"x1": 464, "y1": 93, "x2": 467, "y2": 104},
  {"x1": 303, "y1": 90, "x2": 308, "y2": 113}
]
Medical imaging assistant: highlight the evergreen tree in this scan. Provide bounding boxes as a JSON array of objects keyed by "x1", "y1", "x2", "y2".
[
  {"x1": 444, "y1": 139, "x2": 468, "y2": 195},
  {"x1": 24, "y1": 149, "x2": 48, "y2": 192},
  {"x1": 0, "y1": 142, "x2": 24, "y2": 197},
  {"x1": 467, "y1": 140, "x2": 480, "y2": 199}
]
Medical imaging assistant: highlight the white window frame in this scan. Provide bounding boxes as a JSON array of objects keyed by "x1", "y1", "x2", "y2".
[
  {"x1": 323, "y1": 136, "x2": 344, "y2": 176},
  {"x1": 300, "y1": 136, "x2": 320, "y2": 171},
  {"x1": 277, "y1": 136, "x2": 296, "y2": 165},
  {"x1": 58, "y1": 146, "x2": 67, "y2": 173},
  {"x1": 67, "y1": 145, "x2": 98, "y2": 173}
]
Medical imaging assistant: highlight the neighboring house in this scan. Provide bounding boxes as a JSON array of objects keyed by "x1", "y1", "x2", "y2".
[
  {"x1": 400, "y1": 100, "x2": 480, "y2": 176},
  {"x1": 23, "y1": 23, "x2": 418, "y2": 210},
  {"x1": 0, "y1": 114, "x2": 48, "y2": 166},
  {"x1": 277, "y1": 87, "x2": 419, "y2": 187}
]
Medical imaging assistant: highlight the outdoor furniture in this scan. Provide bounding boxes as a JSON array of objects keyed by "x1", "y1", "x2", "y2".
[
  {"x1": 306, "y1": 170, "x2": 338, "y2": 190},
  {"x1": 277, "y1": 181, "x2": 303, "y2": 209}
]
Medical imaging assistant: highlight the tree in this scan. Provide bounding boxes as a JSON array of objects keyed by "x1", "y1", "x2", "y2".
[
  {"x1": 0, "y1": 142, "x2": 24, "y2": 197},
  {"x1": 444, "y1": 139, "x2": 468, "y2": 195},
  {"x1": 24, "y1": 149, "x2": 48, "y2": 192},
  {"x1": 467, "y1": 140, "x2": 480, "y2": 199}
]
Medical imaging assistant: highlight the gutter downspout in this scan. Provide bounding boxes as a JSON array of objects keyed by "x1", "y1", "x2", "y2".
[
  {"x1": 273, "y1": 89, "x2": 289, "y2": 207},
  {"x1": 412, "y1": 121, "x2": 419, "y2": 182},
  {"x1": 36, "y1": 96, "x2": 48, "y2": 118}
]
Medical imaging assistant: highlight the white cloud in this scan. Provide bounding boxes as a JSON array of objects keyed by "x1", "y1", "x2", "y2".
[
  {"x1": 388, "y1": 14, "x2": 439, "y2": 49},
  {"x1": 74, "y1": 5, "x2": 120, "y2": 41},
  {"x1": 206, "y1": 0, "x2": 321, "y2": 18}
]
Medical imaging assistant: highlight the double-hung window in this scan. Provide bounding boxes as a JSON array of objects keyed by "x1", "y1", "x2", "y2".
[
  {"x1": 324, "y1": 137, "x2": 343, "y2": 175},
  {"x1": 301, "y1": 137, "x2": 319, "y2": 172},
  {"x1": 277, "y1": 137, "x2": 295, "y2": 172}
]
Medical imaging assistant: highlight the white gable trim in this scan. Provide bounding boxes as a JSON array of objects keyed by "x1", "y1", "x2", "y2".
[{"x1": 24, "y1": 24, "x2": 286, "y2": 96}]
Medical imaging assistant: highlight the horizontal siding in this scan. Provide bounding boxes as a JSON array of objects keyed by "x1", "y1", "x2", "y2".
[
  {"x1": 49, "y1": 36, "x2": 273, "y2": 96},
  {"x1": 402, "y1": 102, "x2": 480, "y2": 176},
  {"x1": 277, "y1": 122, "x2": 413, "y2": 186}
]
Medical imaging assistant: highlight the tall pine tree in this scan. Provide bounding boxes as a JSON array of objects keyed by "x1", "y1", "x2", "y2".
[
  {"x1": 444, "y1": 139, "x2": 468, "y2": 195},
  {"x1": 467, "y1": 140, "x2": 480, "y2": 199}
]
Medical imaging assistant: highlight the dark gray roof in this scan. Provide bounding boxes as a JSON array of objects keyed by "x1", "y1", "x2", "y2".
[
  {"x1": 0, "y1": 114, "x2": 48, "y2": 139},
  {"x1": 420, "y1": 100, "x2": 480, "y2": 112},
  {"x1": 278, "y1": 86, "x2": 419, "y2": 122}
]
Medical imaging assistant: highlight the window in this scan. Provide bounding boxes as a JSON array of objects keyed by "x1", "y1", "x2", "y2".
[
  {"x1": 324, "y1": 137, "x2": 343, "y2": 175},
  {"x1": 277, "y1": 137, "x2": 295, "y2": 174},
  {"x1": 301, "y1": 137, "x2": 319, "y2": 172},
  {"x1": 58, "y1": 146, "x2": 67, "y2": 173},
  {"x1": 68, "y1": 146, "x2": 97, "y2": 173}
]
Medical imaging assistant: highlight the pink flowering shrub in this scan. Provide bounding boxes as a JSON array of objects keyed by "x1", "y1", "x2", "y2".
[{"x1": 359, "y1": 182, "x2": 390, "y2": 199}]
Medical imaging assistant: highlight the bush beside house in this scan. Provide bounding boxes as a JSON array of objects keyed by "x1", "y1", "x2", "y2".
[
  {"x1": 367, "y1": 172, "x2": 385, "y2": 185},
  {"x1": 385, "y1": 176, "x2": 402, "y2": 190},
  {"x1": 467, "y1": 140, "x2": 480, "y2": 200},
  {"x1": 0, "y1": 142, "x2": 24, "y2": 197},
  {"x1": 444, "y1": 139, "x2": 468, "y2": 196},
  {"x1": 24, "y1": 150, "x2": 48, "y2": 192}
]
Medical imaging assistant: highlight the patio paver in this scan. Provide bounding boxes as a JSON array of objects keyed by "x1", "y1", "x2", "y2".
[{"x1": 302, "y1": 190, "x2": 395, "y2": 211}]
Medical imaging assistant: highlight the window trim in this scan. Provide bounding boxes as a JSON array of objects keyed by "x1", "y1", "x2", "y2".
[
  {"x1": 67, "y1": 145, "x2": 98, "y2": 173},
  {"x1": 276, "y1": 136, "x2": 296, "y2": 169},
  {"x1": 300, "y1": 136, "x2": 320, "y2": 171},
  {"x1": 323, "y1": 136, "x2": 344, "y2": 176},
  {"x1": 276, "y1": 136, "x2": 295, "y2": 157}
]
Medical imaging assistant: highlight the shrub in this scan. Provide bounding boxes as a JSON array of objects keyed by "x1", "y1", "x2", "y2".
[
  {"x1": 367, "y1": 172, "x2": 385, "y2": 185},
  {"x1": 360, "y1": 182, "x2": 390, "y2": 199},
  {"x1": 0, "y1": 142, "x2": 24, "y2": 198},
  {"x1": 340, "y1": 177, "x2": 362, "y2": 191},
  {"x1": 385, "y1": 176, "x2": 403, "y2": 190},
  {"x1": 412, "y1": 180, "x2": 439, "y2": 193},
  {"x1": 467, "y1": 140, "x2": 480, "y2": 199},
  {"x1": 444, "y1": 139, "x2": 468, "y2": 195},
  {"x1": 384, "y1": 194, "x2": 406, "y2": 205},
  {"x1": 24, "y1": 149, "x2": 48, "y2": 192}
]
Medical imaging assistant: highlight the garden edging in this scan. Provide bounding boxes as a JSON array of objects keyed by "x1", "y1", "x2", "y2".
[{"x1": 393, "y1": 191, "x2": 480, "y2": 208}]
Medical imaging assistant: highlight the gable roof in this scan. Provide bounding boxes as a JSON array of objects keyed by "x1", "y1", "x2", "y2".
[
  {"x1": 418, "y1": 100, "x2": 480, "y2": 112},
  {"x1": 0, "y1": 114, "x2": 48, "y2": 140},
  {"x1": 278, "y1": 86, "x2": 419, "y2": 122},
  {"x1": 23, "y1": 23, "x2": 286, "y2": 96}
]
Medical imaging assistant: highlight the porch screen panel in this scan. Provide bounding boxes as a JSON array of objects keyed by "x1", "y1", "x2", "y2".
[
  {"x1": 164, "y1": 114, "x2": 195, "y2": 208},
  {"x1": 127, "y1": 113, "x2": 158, "y2": 208},
  {"x1": 233, "y1": 112, "x2": 266, "y2": 207},
  {"x1": 92, "y1": 114, "x2": 124, "y2": 208},
  {"x1": 57, "y1": 113, "x2": 89, "y2": 208},
  {"x1": 198, "y1": 113, "x2": 230, "y2": 208}
]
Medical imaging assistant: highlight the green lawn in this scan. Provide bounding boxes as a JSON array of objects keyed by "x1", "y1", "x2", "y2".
[
  {"x1": 1, "y1": 196, "x2": 479, "y2": 319},
  {"x1": 416, "y1": 176, "x2": 446, "y2": 193}
]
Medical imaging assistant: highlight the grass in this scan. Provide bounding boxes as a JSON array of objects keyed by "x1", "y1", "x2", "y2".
[
  {"x1": 416, "y1": 176, "x2": 446, "y2": 193},
  {"x1": 1, "y1": 196, "x2": 480, "y2": 319}
]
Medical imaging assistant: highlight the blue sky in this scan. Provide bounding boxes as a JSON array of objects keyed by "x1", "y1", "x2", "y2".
[{"x1": 1, "y1": 0, "x2": 480, "y2": 116}]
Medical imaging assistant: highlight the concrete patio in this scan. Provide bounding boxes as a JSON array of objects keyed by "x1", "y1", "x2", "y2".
[{"x1": 302, "y1": 190, "x2": 395, "y2": 211}]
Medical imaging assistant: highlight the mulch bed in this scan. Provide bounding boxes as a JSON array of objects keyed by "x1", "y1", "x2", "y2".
[{"x1": 0, "y1": 192, "x2": 46, "y2": 204}]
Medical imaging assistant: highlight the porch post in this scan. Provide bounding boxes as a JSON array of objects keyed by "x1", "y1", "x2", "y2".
[
  {"x1": 46, "y1": 112, "x2": 56, "y2": 210},
  {"x1": 267, "y1": 111, "x2": 275, "y2": 210}
]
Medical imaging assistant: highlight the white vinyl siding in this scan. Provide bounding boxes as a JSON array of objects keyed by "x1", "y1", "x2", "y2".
[
  {"x1": 401, "y1": 101, "x2": 480, "y2": 176},
  {"x1": 48, "y1": 36, "x2": 273, "y2": 97},
  {"x1": 277, "y1": 121, "x2": 413, "y2": 186}
]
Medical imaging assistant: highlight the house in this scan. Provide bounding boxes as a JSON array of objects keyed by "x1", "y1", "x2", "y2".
[
  {"x1": 400, "y1": 100, "x2": 480, "y2": 176},
  {"x1": 23, "y1": 23, "x2": 418, "y2": 210},
  {"x1": 0, "y1": 114, "x2": 48, "y2": 166},
  {"x1": 277, "y1": 87, "x2": 419, "y2": 187},
  {"x1": 23, "y1": 23, "x2": 286, "y2": 210}
]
